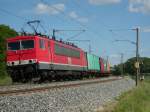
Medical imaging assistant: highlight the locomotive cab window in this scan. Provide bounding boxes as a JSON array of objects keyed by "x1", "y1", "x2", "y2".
[
  {"x1": 21, "y1": 40, "x2": 34, "y2": 49},
  {"x1": 7, "y1": 41, "x2": 20, "y2": 50},
  {"x1": 39, "y1": 39, "x2": 45, "y2": 49}
]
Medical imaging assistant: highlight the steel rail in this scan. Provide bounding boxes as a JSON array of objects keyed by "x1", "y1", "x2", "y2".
[{"x1": 0, "y1": 77, "x2": 123, "y2": 96}]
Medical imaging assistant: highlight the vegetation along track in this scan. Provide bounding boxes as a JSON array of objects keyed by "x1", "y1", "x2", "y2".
[{"x1": 0, "y1": 76, "x2": 123, "y2": 96}]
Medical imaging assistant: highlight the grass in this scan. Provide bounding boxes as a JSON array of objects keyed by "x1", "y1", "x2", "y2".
[
  {"x1": 0, "y1": 75, "x2": 12, "y2": 86},
  {"x1": 100, "y1": 77, "x2": 150, "y2": 112},
  {"x1": 0, "y1": 62, "x2": 12, "y2": 86}
]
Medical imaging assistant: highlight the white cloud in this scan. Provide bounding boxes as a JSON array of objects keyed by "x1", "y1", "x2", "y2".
[
  {"x1": 88, "y1": 0, "x2": 121, "y2": 5},
  {"x1": 35, "y1": 3, "x2": 65, "y2": 15},
  {"x1": 69, "y1": 11, "x2": 78, "y2": 18},
  {"x1": 69, "y1": 11, "x2": 88, "y2": 23},
  {"x1": 128, "y1": 0, "x2": 150, "y2": 14}
]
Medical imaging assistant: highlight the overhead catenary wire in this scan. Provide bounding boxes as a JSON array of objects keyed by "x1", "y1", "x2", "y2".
[
  {"x1": 72, "y1": 0, "x2": 111, "y2": 29},
  {"x1": 0, "y1": 5, "x2": 85, "y2": 40},
  {"x1": 109, "y1": 29, "x2": 134, "y2": 41},
  {"x1": 0, "y1": 0, "x2": 116, "y2": 43},
  {"x1": 68, "y1": 0, "x2": 127, "y2": 56},
  {"x1": 71, "y1": 0, "x2": 105, "y2": 37},
  {"x1": 0, "y1": 5, "x2": 59, "y2": 35},
  {"x1": 0, "y1": 8, "x2": 27, "y2": 21},
  {"x1": 0, "y1": 7, "x2": 48, "y2": 35},
  {"x1": 40, "y1": 0, "x2": 86, "y2": 28},
  {"x1": 0, "y1": 0, "x2": 101, "y2": 42},
  {"x1": 72, "y1": 0, "x2": 125, "y2": 41},
  {"x1": 49, "y1": 29, "x2": 85, "y2": 40},
  {"x1": 66, "y1": 30, "x2": 85, "y2": 40},
  {"x1": 39, "y1": 0, "x2": 89, "y2": 39},
  {"x1": 0, "y1": 8, "x2": 34, "y2": 34},
  {"x1": 40, "y1": 0, "x2": 104, "y2": 39},
  {"x1": 68, "y1": 39, "x2": 92, "y2": 53},
  {"x1": 110, "y1": 28, "x2": 140, "y2": 86},
  {"x1": 109, "y1": 28, "x2": 139, "y2": 37}
]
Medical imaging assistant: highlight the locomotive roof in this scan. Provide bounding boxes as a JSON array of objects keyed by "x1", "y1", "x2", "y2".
[
  {"x1": 6, "y1": 35, "x2": 36, "y2": 41},
  {"x1": 7, "y1": 35, "x2": 82, "y2": 51}
]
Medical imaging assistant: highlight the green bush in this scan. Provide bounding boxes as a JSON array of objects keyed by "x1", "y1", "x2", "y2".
[{"x1": 0, "y1": 24, "x2": 18, "y2": 85}]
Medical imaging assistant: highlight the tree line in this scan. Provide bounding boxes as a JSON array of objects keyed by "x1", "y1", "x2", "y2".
[{"x1": 113, "y1": 57, "x2": 150, "y2": 75}]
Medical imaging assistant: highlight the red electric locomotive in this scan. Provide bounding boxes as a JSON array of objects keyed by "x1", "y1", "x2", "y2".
[{"x1": 6, "y1": 35, "x2": 88, "y2": 82}]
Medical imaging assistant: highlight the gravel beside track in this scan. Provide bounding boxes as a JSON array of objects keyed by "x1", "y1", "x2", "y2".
[
  {"x1": 0, "y1": 76, "x2": 120, "y2": 92},
  {"x1": 0, "y1": 77, "x2": 135, "y2": 112}
]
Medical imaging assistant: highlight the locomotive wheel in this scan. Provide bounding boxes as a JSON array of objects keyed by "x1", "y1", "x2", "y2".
[
  {"x1": 47, "y1": 71, "x2": 53, "y2": 82},
  {"x1": 23, "y1": 65, "x2": 38, "y2": 83},
  {"x1": 10, "y1": 70, "x2": 20, "y2": 82},
  {"x1": 38, "y1": 71, "x2": 48, "y2": 83}
]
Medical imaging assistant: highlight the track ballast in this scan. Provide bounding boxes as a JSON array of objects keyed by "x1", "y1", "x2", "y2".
[{"x1": 0, "y1": 76, "x2": 122, "y2": 96}]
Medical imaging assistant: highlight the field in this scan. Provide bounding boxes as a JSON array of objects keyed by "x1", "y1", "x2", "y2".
[{"x1": 101, "y1": 75, "x2": 150, "y2": 112}]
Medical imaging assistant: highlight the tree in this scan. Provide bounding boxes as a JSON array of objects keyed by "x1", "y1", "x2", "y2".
[
  {"x1": 140, "y1": 57, "x2": 150, "y2": 73},
  {"x1": 112, "y1": 65, "x2": 121, "y2": 75},
  {"x1": 113, "y1": 57, "x2": 150, "y2": 75},
  {"x1": 0, "y1": 24, "x2": 18, "y2": 77},
  {"x1": 124, "y1": 57, "x2": 136, "y2": 75}
]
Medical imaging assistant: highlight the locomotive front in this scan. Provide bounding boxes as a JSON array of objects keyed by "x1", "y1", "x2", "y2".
[{"x1": 6, "y1": 36, "x2": 37, "y2": 82}]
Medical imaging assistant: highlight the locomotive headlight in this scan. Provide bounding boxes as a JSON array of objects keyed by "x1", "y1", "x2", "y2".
[
  {"x1": 29, "y1": 59, "x2": 37, "y2": 64},
  {"x1": 29, "y1": 60, "x2": 32, "y2": 63},
  {"x1": 12, "y1": 62, "x2": 14, "y2": 66}
]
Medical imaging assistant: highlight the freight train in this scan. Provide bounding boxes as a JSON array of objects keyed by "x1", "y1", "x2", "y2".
[
  {"x1": 6, "y1": 20, "x2": 110, "y2": 82},
  {"x1": 6, "y1": 34, "x2": 110, "y2": 82}
]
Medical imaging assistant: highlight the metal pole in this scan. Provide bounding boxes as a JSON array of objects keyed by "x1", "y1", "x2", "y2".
[
  {"x1": 52, "y1": 29, "x2": 56, "y2": 40},
  {"x1": 136, "y1": 27, "x2": 139, "y2": 86},
  {"x1": 120, "y1": 53, "x2": 124, "y2": 76},
  {"x1": 106, "y1": 56, "x2": 109, "y2": 69},
  {"x1": 89, "y1": 44, "x2": 91, "y2": 53}
]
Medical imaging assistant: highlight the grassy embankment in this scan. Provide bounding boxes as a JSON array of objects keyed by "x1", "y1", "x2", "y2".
[
  {"x1": 0, "y1": 75, "x2": 12, "y2": 86},
  {"x1": 0, "y1": 63, "x2": 12, "y2": 86},
  {"x1": 101, "y1": 76, "x2": 150, "y2": 112}
]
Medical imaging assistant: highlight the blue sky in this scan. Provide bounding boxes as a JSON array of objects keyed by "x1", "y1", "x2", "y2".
[{"x1": 0, "y1": 0, "x2": 150, "y2": 65}]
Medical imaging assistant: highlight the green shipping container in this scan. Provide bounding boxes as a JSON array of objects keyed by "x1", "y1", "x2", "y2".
[{"x1": 86, "y1": 53, "x2": 100, "y2": 71}]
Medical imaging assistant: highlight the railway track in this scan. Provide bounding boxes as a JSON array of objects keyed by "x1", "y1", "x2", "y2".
[{"x1": 0, "y1": 76, "x2": 123, "y2": 96}]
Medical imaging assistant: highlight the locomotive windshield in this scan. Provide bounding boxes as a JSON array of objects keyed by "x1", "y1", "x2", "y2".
[
  {"x1": 7, "y1": 40, "x2": 34, "y2": 50},
  {"x1": 21, "y1": 40, "x2": 34, "y2": 49},
  {"x1": 8, "y1": 41, "x2": 20, "y2": 50}
]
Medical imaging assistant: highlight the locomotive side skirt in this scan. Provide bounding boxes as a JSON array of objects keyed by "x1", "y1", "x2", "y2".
[{"x1": 38, "y1": 62, "x2": 87, "y2": 71}]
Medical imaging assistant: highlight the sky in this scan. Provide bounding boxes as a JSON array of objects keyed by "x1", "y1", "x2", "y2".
[{"x1": 0, "y1": 0, "x2": 150, "y2": 65}]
